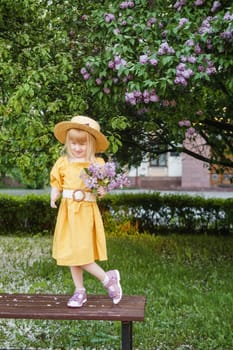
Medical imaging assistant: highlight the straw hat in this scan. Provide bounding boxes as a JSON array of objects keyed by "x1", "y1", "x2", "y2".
[{"x1": 54, "y1": 115, "x2": 109, "y2": 152}]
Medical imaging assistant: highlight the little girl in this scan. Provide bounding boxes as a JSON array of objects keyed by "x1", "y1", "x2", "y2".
[{"x1": 50, "y1": 115, "x2": 122, "y2": 307}]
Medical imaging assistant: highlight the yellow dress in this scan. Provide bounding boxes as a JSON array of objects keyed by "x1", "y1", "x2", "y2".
[{"x1": 50, "y1": 156, "x2": 107, "y2": 266}]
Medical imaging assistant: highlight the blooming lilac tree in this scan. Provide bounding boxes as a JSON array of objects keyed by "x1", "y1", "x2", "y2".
[
  {"x1": 80, "y1": 0, "x2": 233, "y2": 169},
  {"x1": 0, "y1": 0, "x2": 232, "y2": 188}
]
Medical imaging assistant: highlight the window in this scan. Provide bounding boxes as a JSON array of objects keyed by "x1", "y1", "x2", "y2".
[
  {"x1": 170, "y1": 151, "x2": 180, "y2": 157},
  {"x1": 150, "y1": 154, "x2": 167, "y2": 167}
]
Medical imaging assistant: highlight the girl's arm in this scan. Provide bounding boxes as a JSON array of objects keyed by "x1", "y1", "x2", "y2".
[{"x1": 50, "y1": 187, "x2": 61, "y2": 208}]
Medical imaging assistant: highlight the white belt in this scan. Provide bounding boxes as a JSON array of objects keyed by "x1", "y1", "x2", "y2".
[{"x1": 62, "y1": 189, "x2": 96, "y2": 202}]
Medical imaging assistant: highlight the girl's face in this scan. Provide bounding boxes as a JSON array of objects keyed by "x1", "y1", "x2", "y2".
[{"x1": 68, "y1": 129, "x2": 88, "y2": 160}]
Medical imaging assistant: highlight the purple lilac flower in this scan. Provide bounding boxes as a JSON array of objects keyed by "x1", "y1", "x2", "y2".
[
  {"x1": 119, "y1": 19, "x2": 127, "y2": 26},
  {"x1": 114, "y1": 56, "x2": 121, "y2": 65},
  {"x1": 96, "y1": 78, "x2": 102, "y2": 85},
  {"x1": 115, "y1": 58, "x2": 127, "y2": 69},
  {"x1": 143, "y1": 90, "x2": 150, "y2": 99},
  {"x1": 185, "y1": 127, "x2": 196, "y2": 139},
  {"x1": 205, "y1": 59, "x2": 216, "y2": 74},
  {"x1": 82, "y1": 162, "x2": 129, "y2": 192},
  {"x1": 180, "y1": 56, "x2": 187, "y2": 63},
  {"x1": 103, "y1": 87, "x2": 111, "y2": 94},
  {"x1": 108, "y1": 56, "x2": 127, "y2": 70},
  {"x1": 176, "y1": 63, "x2": 186, "y2": 72},
  {"x1": 174, "y1": 63, "x2": 193, "y2": 86},
  {"x1": 158, "y1": 42, "x2": 175, "y2": 55},
  {"x1": 125, "y1": 89, "x2": 159, "y2": 105},
  {"x1": 149, "y1": 58, "x2": 158, "y2": 66},
  {"x1": 139, "y1": 54, "x2": 149, "y2": 64},
  {"x1": 104, "y1": 13, "x2": 115, "y2": 23},
  {"x1": 174, "y1": 0, "x2": 186, "y2": 11},
  {"x1": 80, "y1": 67, "x2": 87, "y2": 75},
  {"x1": 178, "y1": 120, "x2": 191, "y2": 127},
  {"x1": 125, "y1": 92, "x2": 136, "y2": 105},
  {"x1": 199, "y1": 17, "x2": 213, "y2": 34},
  {"x1": 83, "y1": 73, "x2": 90, "y2": 80},
  {"x1": 178, "y1": 18, "x2": 189, "y2": 28},
  {"x1": 104, "y1": 162, "x2": 117, "y2": 178},
  {"x1": 224, "y1": 12, "x2": 233, "y2": 21},
  {"x1": 134, "y1": 90, "x2": 143, "y2": 100},
  {"x1": 150, "y1": 94, "x2": 159, "y2": 102},
  {"x1": 194, "y1": 44, "x2": 202, "y2": 54},
  {"x1": 161, "y1": 30, "x2": 167, "y2": 38},
  {"x1": 120, "y1": 1, "x2": 128, "y2": 9},
  {"x1": 108, "y1": 60, "x2": 115, "y2": 69},
  {"x1": 198, "y1": 65, "x2": 205, "y2": 72},
  {"x1": 113, "y1": 28, "x2": 121, "y2": 35},
  {"x1": 128, "y1": 1, "x2": 134, "y2": 8},
  {"x1": 185, "y1": 39, "x2": 194, "y2": 47},
  {"x1": 194, "y1": 0, "x2": 204, "y2": 6},
  {"x1": 174, "y1": 76, "x2": 187, "y2": 86},
  {"x1": 187, "y1": 56, "x2": 196, "y2": 63},
  {"x1": 206, "y1": 66, "x2": 216, "y2": 75},
  {"x1": 119, "y1": 1, "x2": 134, "y2": 9},
  {"x1": 211, "y1": 1, "x2": 221, "y2": 13},
  {"x1": 220, "y1": 30, "x2": 233, "y2": 41},
  {"x1": 147, "y1": 17, "x2": 157, "y2": 26}
]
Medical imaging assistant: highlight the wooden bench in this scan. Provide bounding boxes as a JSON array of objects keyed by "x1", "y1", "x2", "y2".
[{"x1": 0, "y1": 293, "x2": 146, "y2": 350}]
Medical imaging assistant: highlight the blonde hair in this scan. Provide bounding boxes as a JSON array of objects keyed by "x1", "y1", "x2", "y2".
[{"x1": 63, "y1": 129, "x2": 97, "y2": 162}]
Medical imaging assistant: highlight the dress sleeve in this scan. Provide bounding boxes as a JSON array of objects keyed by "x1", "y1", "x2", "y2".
[{"x1": 50, "y1": 157, "x2": 65, "y2": 191}]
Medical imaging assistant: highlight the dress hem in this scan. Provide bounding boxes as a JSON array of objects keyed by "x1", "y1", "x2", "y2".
[{"x1": 54, "y1": 257, "x2": 108, "y2": 266}]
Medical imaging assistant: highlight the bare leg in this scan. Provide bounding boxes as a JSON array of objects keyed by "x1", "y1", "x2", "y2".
[
  {"x1": 69, "y1": 263, "x2": 122, "y2": 306},
  {"x1": 67, "y1": 266, "x2": 87, "y2": 308},
  {"x1": 70, "y1": 266, "x2": 84, "y2": 290},
  {"x1": 81, "y1": 262, "x2": 107, "y2": 283}
]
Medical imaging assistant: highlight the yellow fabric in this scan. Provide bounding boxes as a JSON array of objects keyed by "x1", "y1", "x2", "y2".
[{"x1": 50, "y1": 156, "x2": 107, "y2": 266}]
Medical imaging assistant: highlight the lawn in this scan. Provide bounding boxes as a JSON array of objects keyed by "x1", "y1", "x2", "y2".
[{"x1": 0, "y1": 232, "x2": 233, "y2": 349}]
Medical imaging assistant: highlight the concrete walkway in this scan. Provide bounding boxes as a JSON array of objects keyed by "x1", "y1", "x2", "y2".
[{"x1": 0, "y1": 188, "x2": 232, "y2": 199}]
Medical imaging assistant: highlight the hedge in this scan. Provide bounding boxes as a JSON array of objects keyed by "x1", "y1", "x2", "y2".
[
  {"x1": 0, "y1": 192, "x2": 232, "y2": 235},
  {"x1": 101, "y1": 193, "x2": 233, "y2": 235}
]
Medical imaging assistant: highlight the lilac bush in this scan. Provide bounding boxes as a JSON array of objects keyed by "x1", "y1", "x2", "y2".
[
  {"x1": 78, "y1": 0, "x2": 233, "y2": 168},
  {"x1": 80, "y1": 1, "x2": 232, "y2": 110}
]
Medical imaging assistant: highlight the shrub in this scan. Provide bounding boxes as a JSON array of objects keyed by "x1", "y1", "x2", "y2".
[
  {"x1": 101, "y1": 193, "x2": 233, "y2": 235},
  {"x1": 0, "y1": 192, "x2": 232, "y2": 235},
  {"x1": 0, "y1": 194, "x2": 56, "y2": 234}
]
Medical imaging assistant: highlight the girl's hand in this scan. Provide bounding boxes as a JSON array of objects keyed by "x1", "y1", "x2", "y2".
[
  {"x1": 50, "y1": 187, "x2": 60, "y2": 208},
  {"x1": 50, "y1": 199, "x2": 57, "y2": 208},
  {"x1": 97, "y1": 186, "x2": 107, "y2": 198}
]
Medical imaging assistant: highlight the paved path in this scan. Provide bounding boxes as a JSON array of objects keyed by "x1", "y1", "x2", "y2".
[
  {"x1": 0, "y1": 188, "x2": 232, "y2": 199},
  {"x1": 0, "y1": 189, "x2": 50, "y2": 196}
]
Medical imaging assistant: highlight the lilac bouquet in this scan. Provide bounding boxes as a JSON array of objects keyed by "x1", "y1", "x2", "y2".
[{"x1": 82, "y1": 161, "x2": 129, "y2": 194}]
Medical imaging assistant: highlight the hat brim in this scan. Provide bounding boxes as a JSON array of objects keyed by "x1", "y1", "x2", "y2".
[{"x1": 54, "y1": 121, "x2": 109, "y2": 152}]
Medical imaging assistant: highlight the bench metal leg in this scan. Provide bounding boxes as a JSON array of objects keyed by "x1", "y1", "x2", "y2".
[{"x1": 121, "y1": 321, "x2": 133, "y2": 350}]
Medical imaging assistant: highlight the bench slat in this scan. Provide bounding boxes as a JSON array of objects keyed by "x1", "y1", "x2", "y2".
[{"x1": 0, "y1": 294, "x2": 146, "y2": 322}]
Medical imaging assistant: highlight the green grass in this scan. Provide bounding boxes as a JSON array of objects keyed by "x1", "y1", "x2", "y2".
[{"x1": 0, "y1": 232, "x2": 233, "y2": 349}]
